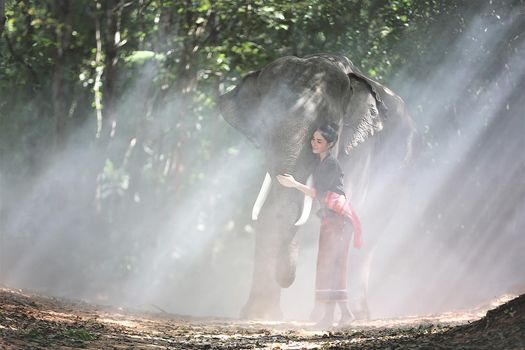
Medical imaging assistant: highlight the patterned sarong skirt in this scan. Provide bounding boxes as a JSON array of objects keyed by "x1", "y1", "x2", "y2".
[{"x1": 315, "y1": 213, "x2": 352, "y2": 302}]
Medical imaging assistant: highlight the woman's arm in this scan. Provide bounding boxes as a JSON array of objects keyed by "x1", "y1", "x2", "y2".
[{"x1": 276, "y1": 174, "x2": 316, "y2": 198}]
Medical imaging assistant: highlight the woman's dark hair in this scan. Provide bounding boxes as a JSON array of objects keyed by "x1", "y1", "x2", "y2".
[{"x1": 317, "y1": 121, "x2": 339, "y2": 145}]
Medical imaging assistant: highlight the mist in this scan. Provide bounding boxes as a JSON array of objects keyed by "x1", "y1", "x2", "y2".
[{"x1": 1, "y1": 3, "x2": 524, "y2": 322}]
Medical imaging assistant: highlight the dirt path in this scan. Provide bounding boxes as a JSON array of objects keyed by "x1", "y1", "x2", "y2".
[{"x1": 1, "y1": 287, "x2": 524, "y2": 349}]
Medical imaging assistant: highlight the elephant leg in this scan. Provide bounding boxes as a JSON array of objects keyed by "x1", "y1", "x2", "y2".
[{"x1": 240, "y1": 229, "x2": 283, "y2": 320}]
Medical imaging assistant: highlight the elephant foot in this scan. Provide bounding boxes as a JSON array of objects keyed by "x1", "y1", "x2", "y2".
[
  {"x1": 240, "y1": 298, "x2": 283, "y2": 320},
  {"x1": 313, "y1": 316, "x2": 335, "y2": 330},
  {"x1": 338, "y1": 312, "x2": 356, "y2": 327}
]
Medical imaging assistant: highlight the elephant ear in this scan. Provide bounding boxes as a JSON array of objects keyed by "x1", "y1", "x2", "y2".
[
  {"x1": 218, "y1": 70, "x2": 264, "y2": 148},
  {"x1": 342, "y1": 72, "x2": 415, "y2": 164}
]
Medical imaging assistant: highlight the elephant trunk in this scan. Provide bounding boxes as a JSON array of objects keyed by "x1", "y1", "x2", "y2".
[
  {"x1": 273, "y1": 175, "x2": 313, "y2": 288},
  {"x1": 250, "y1": 119, "x2": 318, "y2": 290}
]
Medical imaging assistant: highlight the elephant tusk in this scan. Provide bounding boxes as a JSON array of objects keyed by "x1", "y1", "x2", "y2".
[
  {"x1": 294, "y1": 175, "x2": 313, "y2": 226},
  {"x1": 252, "y1": 172, "x2": 272, "y2": 221}
]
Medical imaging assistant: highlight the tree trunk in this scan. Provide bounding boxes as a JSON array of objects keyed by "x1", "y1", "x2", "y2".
[
  {"x1": 51, "y1": 1, "x2": 74, "y2": 149},
  {"x1": 102, "y1": 0, "x2": 122, "y2": 118},
  {"x1": 92, "y1": 0, "x2": 125, "y2": 144},
  {"x1": 0, "y1": 0, "x2": 5, "y2": 37}
]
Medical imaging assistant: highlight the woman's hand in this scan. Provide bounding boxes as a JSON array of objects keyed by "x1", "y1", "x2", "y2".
[
  {"x1": 276, "y1": 174, "x2": 297, "y2": 188},
  {"x1": 277, "y1": 174, "x2": 316, "y2": 198}
]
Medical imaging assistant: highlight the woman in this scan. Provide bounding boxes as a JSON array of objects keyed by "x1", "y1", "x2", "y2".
[{"x1": 277, "y1": 121, "x2": 362, "y2": 328}]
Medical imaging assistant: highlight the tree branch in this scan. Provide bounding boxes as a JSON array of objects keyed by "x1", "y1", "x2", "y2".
[{"x1": 3, "y1": 30, "x2": 40, "y2": 87}]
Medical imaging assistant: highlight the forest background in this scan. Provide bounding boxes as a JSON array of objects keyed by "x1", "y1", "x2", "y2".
[{"x1": 0, "y1": 0, "x2": 523, "y2": 319}]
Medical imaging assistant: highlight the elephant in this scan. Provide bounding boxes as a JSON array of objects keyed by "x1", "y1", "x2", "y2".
[{"x1": 218, "y1": 53, "x2": 416, "y2": 320}]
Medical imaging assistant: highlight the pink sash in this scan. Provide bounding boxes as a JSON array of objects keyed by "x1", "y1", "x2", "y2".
[{"x1": 322, "y1": 191, "x2": 363, "y2": 249}]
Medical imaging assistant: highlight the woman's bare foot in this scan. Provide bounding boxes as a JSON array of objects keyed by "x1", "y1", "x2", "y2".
[
  {"x1": 336, "y1": 301, "x2": 355, "y2": 327},
  {"x1": 313, "y1": 302, "x2": 335, "y2": 329},
  {"x1": 314, "y1": 315, "x2": 334, "y2": 329},
  {"x1": 338, "y1": 312, "x2": 356, "y2": 327},
  {"x1": 309, "y1": 303, "x2": 323, "y2": 322}
]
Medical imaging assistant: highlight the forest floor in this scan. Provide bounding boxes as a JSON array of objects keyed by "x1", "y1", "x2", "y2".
[{"x1": 1, "y1": 287, "x2": 524, "y2": 349}]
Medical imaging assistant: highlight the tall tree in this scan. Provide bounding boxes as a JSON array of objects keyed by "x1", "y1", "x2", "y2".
[
  {"x1": 0, "y1": 0, "x2": 5, "y2": 37},
  {"x1": 50, "y1": 0, "x2": 75, "y2": 148}
]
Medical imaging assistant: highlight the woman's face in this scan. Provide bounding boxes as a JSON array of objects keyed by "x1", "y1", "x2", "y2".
[{"x1": 311, "y1": 130, "x2": 332, "y2": 155}]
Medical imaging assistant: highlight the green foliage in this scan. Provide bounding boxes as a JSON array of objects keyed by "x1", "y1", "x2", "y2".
[{"x1": 0, "y1": 0, "x2": 514, "y2": 214}]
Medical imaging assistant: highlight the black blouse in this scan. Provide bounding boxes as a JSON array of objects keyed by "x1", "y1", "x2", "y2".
[{"x1": 312, "y1": 153, "x2": 345, "y2": 199}]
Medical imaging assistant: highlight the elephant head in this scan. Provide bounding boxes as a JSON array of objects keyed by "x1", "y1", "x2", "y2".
[{"x1": 218, "y1": 53, "x2": 415, "y2": 319}]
